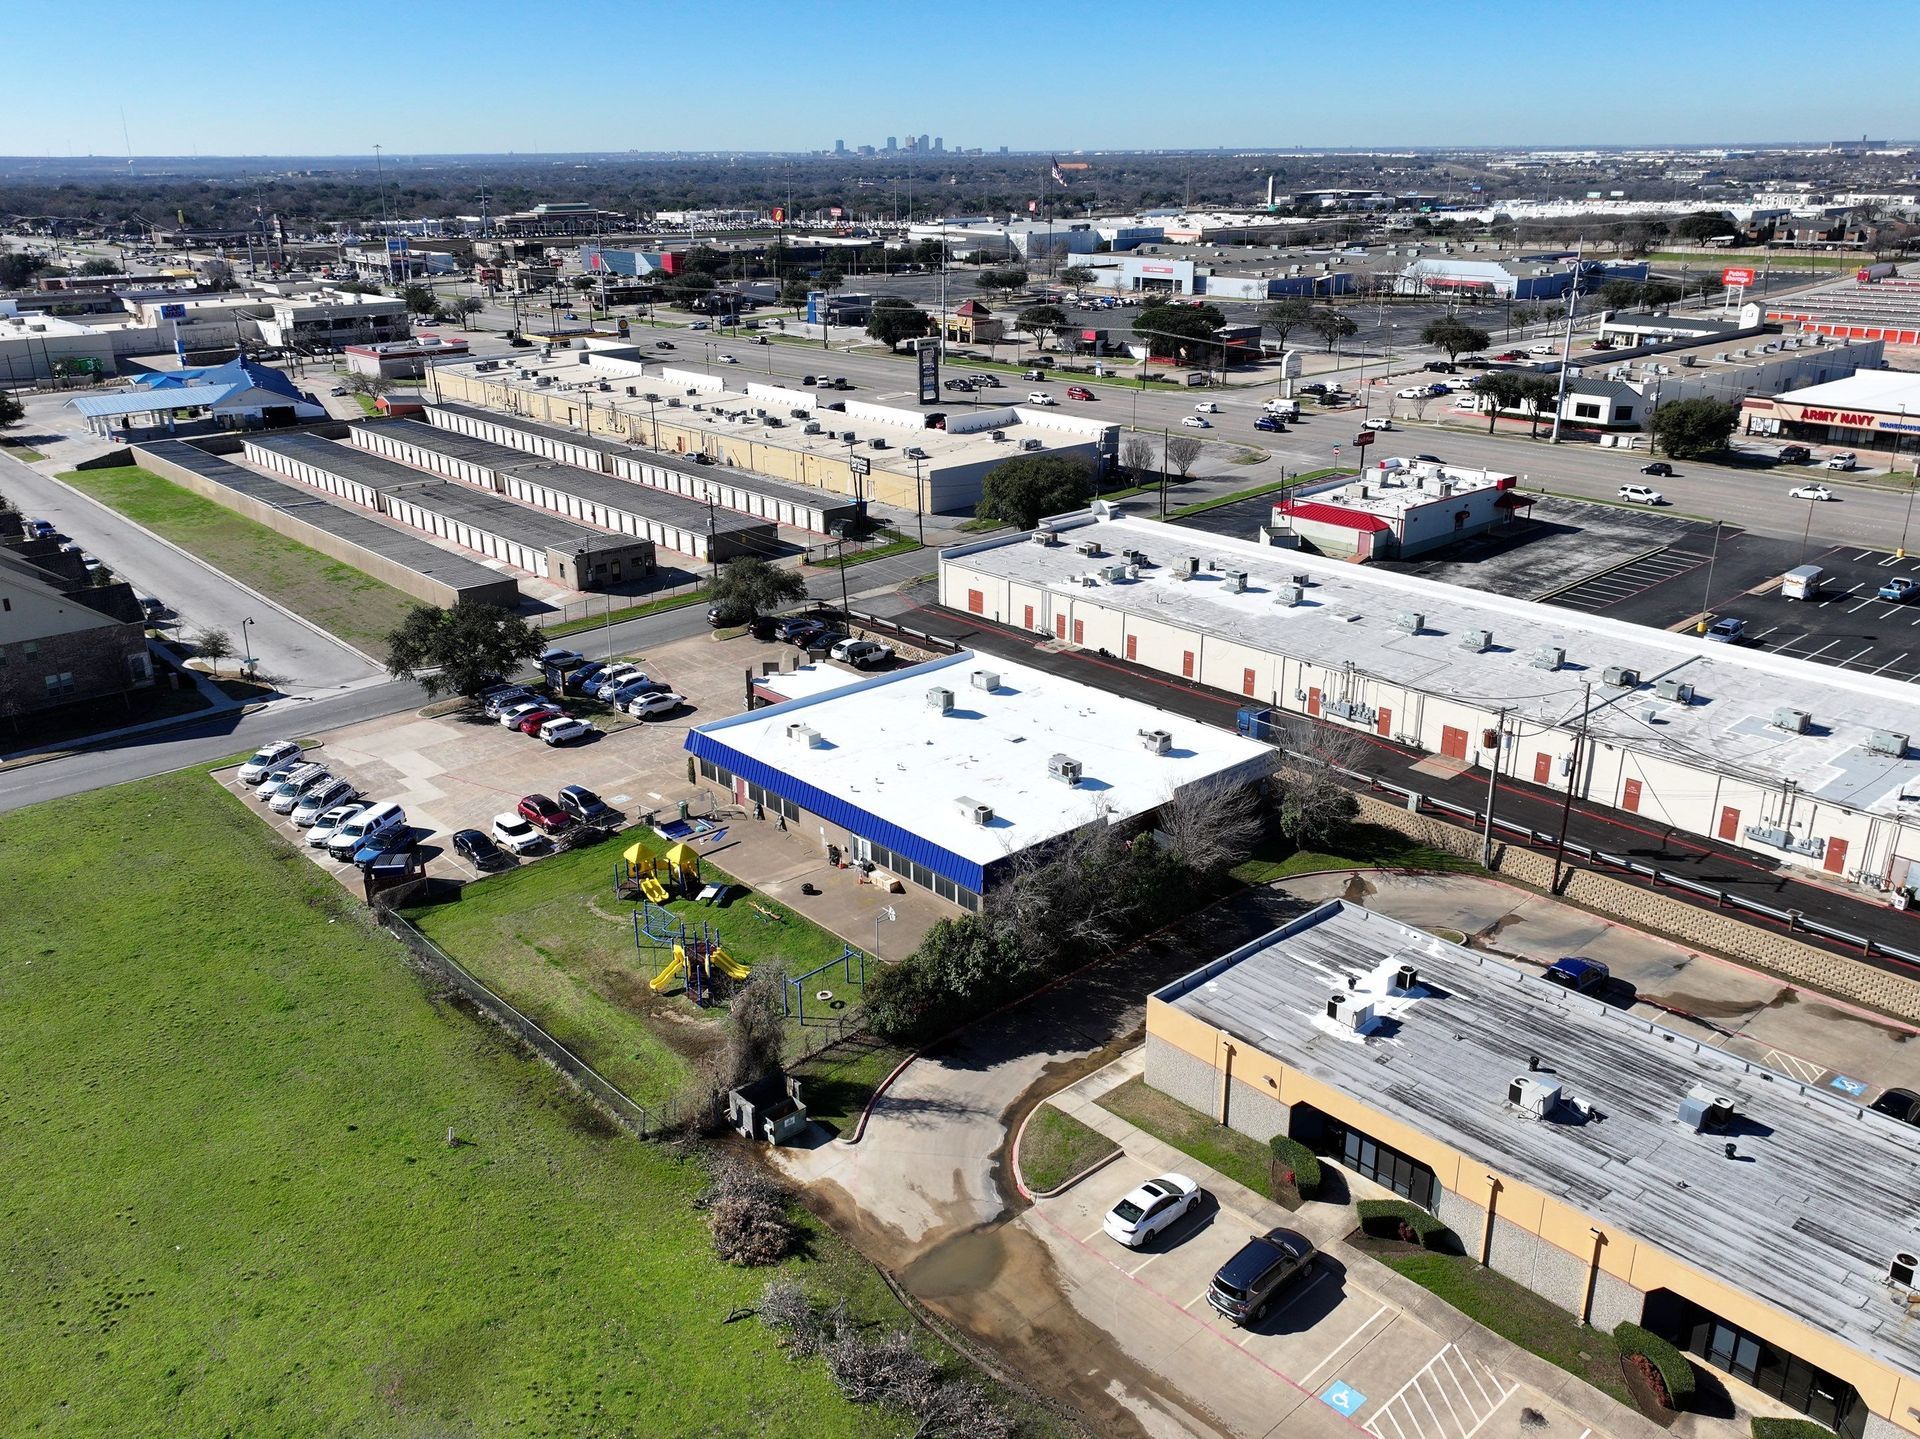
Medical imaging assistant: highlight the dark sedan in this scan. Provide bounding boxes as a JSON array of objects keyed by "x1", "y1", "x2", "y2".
[{"x1": 452, "y1": 828, "x2": 513, "y2": 870}]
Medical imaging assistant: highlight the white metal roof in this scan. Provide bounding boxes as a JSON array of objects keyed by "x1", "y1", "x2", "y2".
[{"x1": 1773, "y1": 370, "x2": 1920, "y2": 413}]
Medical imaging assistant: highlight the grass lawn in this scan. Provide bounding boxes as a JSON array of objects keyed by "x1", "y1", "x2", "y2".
[
  {"x1": 0, "y1": 768, "x2": 903, "y2": 1438},
  {"x1": 57, "y1": 467, "x2": 416, "y2": 660},
  {"x1": 1377, "y1": 1251, "x2": 1630, "y2": 1404},
  {"x1": 2, "y1": 438, "x2": 48, "y2": 461},
  {"x1": 1098, "y1": 1077, "x2": 1277, "y2": 1201},
  {"x1": 1019, "y1": 1107, "x2": 1119, "y2": 1194},
  {"x1": 541, "y1": 588, "x2": 707, "y2": 638},
  {"x1": 813, "y1": 531, "x2": 923, "y2": 570},
  {"x1": 404, "y1": 833, "x2": 869, "y2": 1110},
  {"x1": 1166, "y1": 466, "x2": 1349, "y2": 520},
  {"x1": 1231, "y1": 820, "x2": 1483, "y2": 886},
  {"x1": 789, "y1": 1034, "x2": 912, "y2": 1139}
]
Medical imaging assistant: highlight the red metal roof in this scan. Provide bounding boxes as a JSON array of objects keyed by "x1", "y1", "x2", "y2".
[
  {"x1": 1276, "y1": 499, "x2": 1391, "y2": 532},
  {"x1": 1494, "y1": 492, "x2": 1535, "y2": 508}
]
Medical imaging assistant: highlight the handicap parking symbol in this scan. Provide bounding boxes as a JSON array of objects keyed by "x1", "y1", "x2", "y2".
[
  {"x1": 1828, "y1": 1074, "x2": 1867, "y2": 1097},
  {"x1": 1321, "y1": 1380, "x2": 1367, "y2": 1416}
]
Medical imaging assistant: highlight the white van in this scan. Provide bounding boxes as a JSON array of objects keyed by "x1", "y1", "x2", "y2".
[
  {"x1": 1782, "y1": 564, "x2": 1824, "y2": 601},
  {"x1": 327, "y1": 801, "x2": 407, "y2": 860}
]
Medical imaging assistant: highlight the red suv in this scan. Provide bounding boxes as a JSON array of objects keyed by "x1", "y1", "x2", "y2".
[
  {"x1": 1065, "y1": 385, "x2": 1095, "y2": 401},
  {"x1": 517, "y1": 793, "x2": 573, "y2": 834}
]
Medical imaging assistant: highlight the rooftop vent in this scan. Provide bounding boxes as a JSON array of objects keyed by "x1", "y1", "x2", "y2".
[
  {"x1": 1394, "y1": 962, "x2": 1419, "y2": 991},
  {"x1": 1033, "y1": 527, "x2": 1057, "y2": 546},
  {"x1": 1139, "y1": 728, "x2": 1172, "y2": 755},
  {"x1": 1871, "y1": 729, "x2": 1910, "y2": 758},
  {"x1": 1326, "y1": 992, "x2": 1374, "y2": 1032},
  {"x1": 1508, "y1": 1075, "x2": 1562, "y2": 1119},
  {"x1": 1532, "y1": 645, "x2": 1565, "y2": 671},
  {"x1": 1602, "y1": 666, "x2": 1640, "y2": 688},
  {"x1": 1395, "y1": 610, "x2": 1425, "y2": 635},
  {"x1": 785, "y1": 723, "x2": 823, "y2": 748},
  {"x1": 1048, "y1": 753, "x2": 1083, "y2": 786},
  {"x1": 955, "y1": 796, "x2": 993, "y2": 826},
  {"x1": 1678, "y1": 1086, "x2": 1737, "y2": 1132},
  {"x1": 1075, "y1": 539, "x2": 1104, "y2": 558},
  {"x1": 1223, "y1": 569, "x2": 1249, "y2": 593},
  {"x1": 926, "y1": 686, "x2": 954, "y2": 714},
  {"x1": 970, "y1": 669, "x2": 1000, "y2": 692},
  {"x1": 1461, "y1": 628, "x2": 1491, "y2": 652},
  {"x1": 1275, "y1": 583, "x2": 1304, "y2": 607},
  {"x1": 1656, "y1": 678, "x2": 1695, "y2": 704},
  {"x1": 1773, "y1": 707, "x2": 1812, "y2": 734}
]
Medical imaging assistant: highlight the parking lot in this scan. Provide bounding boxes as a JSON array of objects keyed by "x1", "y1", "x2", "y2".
[{"x1": 1020, "y1": 1059, "x2": 1582, "y2": 1439}]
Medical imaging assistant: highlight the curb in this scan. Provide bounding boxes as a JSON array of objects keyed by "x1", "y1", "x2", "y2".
[{"x1": 1009, "y1": 1100, "x2": 1123, "y2": 1202}]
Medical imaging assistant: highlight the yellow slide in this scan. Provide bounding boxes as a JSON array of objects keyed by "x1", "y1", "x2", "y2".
[
  {"x1": 639, "y1": 876, "x2": 669, "y2": 904},
  {"x1": 648, "y1": 947, "x2": 686, "y2": 992},
  {"x1": 709, "y1": 946, "x2": 750, "y2": 981}
]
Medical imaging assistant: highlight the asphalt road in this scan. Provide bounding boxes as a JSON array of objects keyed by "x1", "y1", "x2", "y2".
[{"x1": 0, "y1": 447, "x2": 383, "y2": 693}]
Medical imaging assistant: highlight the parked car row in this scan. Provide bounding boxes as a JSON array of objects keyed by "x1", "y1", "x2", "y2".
[
  {"x1": 239, "y1": 740, "x2": 409, "y2": 868},
  {"x1": 543, "y1": 662, "x2": 687, "y2": 720}
]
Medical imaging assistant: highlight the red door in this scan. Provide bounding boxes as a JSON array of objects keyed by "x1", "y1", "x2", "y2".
[
  {"x1": 967, "y1": 588, "x2": 983, "y2": 615},
  {"x1": 1306, "y1": 686, "x2": 1321, "y2": 716},
  {"x1": 1825, "y1": 836, "x2": 1850, "y2": 876},
  {"x1": 1622, "y1": 778, "x2": 1642, "y2": 813},
  {"x1": 1072, "y1": 619, "x2": 1084, "y2": 645},
  {"x1": 1441, "y1": 726, "x2": 1468, "y2": 761},
  {"x1": 1182, "y1": 650, "x2": 1195, "y2": 679},
  {"x1": 1376, "y1": 706, "x2": 1391, "y2": 737},
  {"x1": 1242, "y1": 668, "x2": 1257, "y2": 697},
  {"x1": 1055, "y1": 614, "x2": 1067, "y2": 640},
  {"x1": 1534, "y1": 752, "x2": 1553, "y2": 785},
  {"x1": 1125, "y1": 634, "x2": 1137, "y2": 661},
  {"x1": 1023, "y1": 604, "x2": 1034, "y2": 630},
  {"x1": 1718, "y1": 806, "x2": 1740, "y2": 842}
]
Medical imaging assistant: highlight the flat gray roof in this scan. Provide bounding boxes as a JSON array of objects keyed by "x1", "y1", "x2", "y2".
[
  {"x1": 147, "y1": 440, "x2": 511, "y2": 592},
  {"x1": 248, "y1": 432, "x2": 437, "y2": 493},
  {"x1": 1159, "y1": 900, "x2": 1920, "y2": 1378},
  {"x1": 359, "y1": 420, "x2": 768, "y2": 536}
]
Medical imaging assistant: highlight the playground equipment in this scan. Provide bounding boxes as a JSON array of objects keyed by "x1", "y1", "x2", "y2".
[
  {"x1": 614, "y1": 840, "x2": 704, "y2": 903},
  {"x1": 636, "y1": 899, "x2": 747, "y2": 1007},
  {"x1": 784, "y1": 946, "x2": 868, "y2": 1024}
]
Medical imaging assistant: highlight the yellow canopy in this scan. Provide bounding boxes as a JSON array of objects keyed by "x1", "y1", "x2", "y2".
[
  {"x1": 621, "y1": 842, "x2": 651, "y2": 866},
  {"x1": 662, "y1": 842, "x2": 700, "y2": 872}
]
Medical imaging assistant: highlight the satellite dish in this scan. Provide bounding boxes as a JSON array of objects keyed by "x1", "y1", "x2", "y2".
[{"x1": 1089, "y1": 498, "x2": 1114, "y2": 519}]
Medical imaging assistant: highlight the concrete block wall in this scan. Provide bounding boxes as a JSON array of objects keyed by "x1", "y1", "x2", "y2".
[
  {"x1": 1143, "y1": 1033, "x2": 1291, "y2": 1143},
  {"x1": 1433, "y1": 1188, "x2": 1646, "y2": 1329}
]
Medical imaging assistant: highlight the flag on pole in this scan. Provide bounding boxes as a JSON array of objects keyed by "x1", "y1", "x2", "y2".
[{"x1": 1049, "y1": 157, "x2": 1068, "y2": 189}]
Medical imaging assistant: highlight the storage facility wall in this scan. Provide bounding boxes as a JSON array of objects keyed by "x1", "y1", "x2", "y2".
[
  {"x1": 242, "y1": 441, "x2": 387, "y2": 509},
  {"x1": 382, "y1": 491, "x2": 550, "y2": 578},
  {"x1": 940, "y1": 555, "x2": 1919, "y2": 887},
  {"x1": 422, "y1": 403, "x2": 606, "y2": 470}
]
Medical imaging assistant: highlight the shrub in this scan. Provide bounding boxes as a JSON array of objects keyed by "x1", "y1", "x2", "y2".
[
  {"x1": 1751, "y1": 1421, "x2": 1837, "y2": 1439},
  {"x1": 701, "y1": 1157, "x2": 797, "y2": 1267},
  {"x1": 1355, "y1": 1199, "x2": 1457, "y2": 1251},
  {"x1": 758, "y1": 1279, "x2": 836, "y2": 1358},
  {"x1": 1268, "y1": 1136, "x2": 1322, "y2": 1200},
  {"x1": 1613, "y1": 1322, "x2": 1696, "y2": 1410}
]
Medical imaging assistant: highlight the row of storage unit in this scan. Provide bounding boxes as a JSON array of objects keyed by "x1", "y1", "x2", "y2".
[
  {"x1": 424, "y1": 401, "x2": 863, "y2": 535},
  {"x1": 349, "y1": 419, "x2": 779, "y2": 562}
]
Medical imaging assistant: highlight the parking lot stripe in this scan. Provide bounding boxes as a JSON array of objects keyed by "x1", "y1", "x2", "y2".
[
  {"x1": 1849, "y1": 596, "x2": 1880, "y2": 613},
  {"x1": 1298, "y1": 1302, "x2": 1389, "y2": 1387},
  {"x1": 1838, "y1": 646, "x2": 1877, "y2": 667},
  {"x1": 1802, "y1": 639, "x2": 1841, "y2": 659}
]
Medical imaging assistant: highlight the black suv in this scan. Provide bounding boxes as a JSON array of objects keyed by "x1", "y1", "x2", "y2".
[
  {"x1": 557, "y1": 784, "x2": 615, "y2": 826},
  {"x1": 1207, "y1": 1228, "x2": 1315, "y2": 1326},
  {"x1": 1778, "y1": 445, "x2": 1812, "y2": 465}
]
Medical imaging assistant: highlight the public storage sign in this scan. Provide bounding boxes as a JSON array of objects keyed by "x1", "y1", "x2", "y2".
[{"x1": 1722, "y1": 266, "x2": 1757, "y2": 287}]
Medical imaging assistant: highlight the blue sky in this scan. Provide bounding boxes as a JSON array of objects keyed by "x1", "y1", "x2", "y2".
[{"x1": 6, "y1": 0, "x2": 1918, "y2": 156}]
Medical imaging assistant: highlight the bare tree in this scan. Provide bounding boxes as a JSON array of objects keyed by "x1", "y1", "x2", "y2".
[
  {"x1": 1120, "y1": 434, "x2": 1156, "y2": 480},
  {"x1": 1158, "y1": 778, "x2": 1270, "y2": 878},
  {"x1": 1164, "y1": 433, "x2": 1203, "y2": 480},
  {"x1": 722, "y1": 962, "x2": 788, "y2": 1093},
  {"x1": 825, "y1": 1328, "x2": 941, "y2": 1412},
  {"x1": 1272, "y1": 714, "x2": 1368, "y2": 846}
]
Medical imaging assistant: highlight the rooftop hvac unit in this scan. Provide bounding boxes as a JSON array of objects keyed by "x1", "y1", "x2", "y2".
[
  {"x1": 767, "y1": 417, "x2": 784, "y2": 428},
  {"x1": 1124, "y1": 548, "x2": 1151, "y2": 567},
  {"x1": 1223, "y1": 570, "x2": 1248, "y2": 593},
  {"x1": 1275, "y1": 583, "x2": 1304, "y2": 607},
  {"x1": 537, "y1": 375, "x2": 553, "y2": 386},
  {"x1": 1103, "y1": 563, "x2": 1129, "y2": 582},
  {"x1": 1076, "y1": 539, "x2": 1104, "y2": 557},
  {"x1": 1532, "y1": 645, "x2": 1565, "y2": 671},
  {"x1": 970, "y1": 669, "x2": 1001, "y2": 692},
  {"x1": 1138, "y1": 728, "x2": 1172, "y2": 755},
  {"x1": 1602, "y1": 666, "x2": 1640, "y2": 688},
  {"x1": 1291, "y1": 572, "x2": 1310, "y2": 586},
  {"x1": 1871, "y1": 729, "x2": 1910, "y2": 757},
  {"x1": 1180, "y1": 556, "x2": 1200, "y2": 577},
  {"x1": 1508, "y1": 1076, "x2": 1562, "y2": 1119},
  {"x1": 1395, "y1": 610, "x2": 1424, "y2": 634},
  {"x1": 841, "y1": 430, "x2": 855, "y2": 442},
  {"x1": 803, "y1": 422, "x2": 822, "y2": 435},
  {"x1": 869, "y1": 437, "x2": 888, "y2": 450},
  {"x1": 1461, "y1": 628, "x2": 1491, "y2": 652},
  {"x1": 1048, "y1": 753, "x2": 1084, "y2": 786},
  {"x1": 1656, "y1": 678, "x2": 1696, "y2": 704},
  {"x1": 1394, "y1": 963, "x2": 1419, "y2": 992},
  {"x1": 1032, "y1": 527, "x2": 1057, "y2": 546},
  {"x1": 1891, "y1": 1253, "x2": 1919, "y2": 1289},
  {"x1": 1677, "y1": 1086, "x2": 1737, "y2": 1132},
  {"x1": 1773, "y1": 707, "x2": 1811, "y2": 734},
  {"x1": 1326, "y1": 992, "x2": 1374, "y2": 1032},
  {"x1": 1022, "y1": 438, "x2": 1044, "y2": 451},
  {"x1": 926, "y1": 686, "x2": 955, "y2": 714},
  {"x1": 785, "y1": 723, "x2": 823, "y2": 748},
  {"x1": 955, "y1": 796, "x2": 993, "y2": 826},
  {"x1": 990, "y1": 429, "x2": 1007, "y2": 441},
  {"x1": 598, "y1": 380, "x2": 612, "y2": 391},
  {"x1": 626, "y1": 384, "x2": 637, "y2": 395}
]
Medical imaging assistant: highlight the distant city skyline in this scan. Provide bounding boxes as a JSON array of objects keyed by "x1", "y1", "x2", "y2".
[{"x1": 3, "y1": 0, "x2": 1919, "y2": 157}]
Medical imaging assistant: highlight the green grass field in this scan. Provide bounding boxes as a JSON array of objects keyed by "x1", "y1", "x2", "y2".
[
  {"x1": 57, "y1": 467, "x2": 417, "y2": 659},
  {"x1": 1231, "y1": 820, "x2": 1482, "y2": 886},
  {"x1": 405, "y1": 834, "x2": 868, "y2": 1109},
  {"x1": 1018, "y1": 1107, "x2": 1118, "y2": 1193},
  {"x1": 1098, "y1": 1077, "x2": 1276, "y2": 1200},
  {"x1": 0, "y1": 769, "x2": 899, "y2": 1437}
]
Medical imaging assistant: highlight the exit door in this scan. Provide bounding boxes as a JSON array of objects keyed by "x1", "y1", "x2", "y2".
[
  {"x1": 1825, "y1": 837, "x2": 1850, "y2": 876},
  {"x1": 1307, "y1": 686, "x2": 1321, "y2": 717},
  {"x1": 1718, "y1": 806, "x2": 1740, "y2": 842},
  {"x1": 1243, "y1": 668, "x2": 1257, "y2": 697},
  {"x1": 1055, "y1": 614, "x2": 1067, "y2": 640},
  {"x1": 1376, "y1": 706, "x2": 1392, "y2": 737},
  {"x1": 1441, "y1": 726, "x2": 1468, "y2": 761},
  {"x1": 1622, "y1": 778, "x2": 1642, "y2": 813},
  {"x1": 1534, "y1": 752, "x2": 1553, "y2": 785}
]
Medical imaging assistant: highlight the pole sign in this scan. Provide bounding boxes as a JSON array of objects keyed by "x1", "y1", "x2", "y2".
[
  {"x1": 1353, "y1": 430, "x2": 1375, "y2": 448},
  {"x1": 849, "y1": 454, "x2": 872, "y2": 477},
  {"x1": 916, "y1": 337, "x2": 940, "y2": 403},
  {"x1": 158, "y1": 302, "x2": 187, "y2": 320},
  {"x1": 1722, "y1": 266, "x2": 1756, "y2": 288}
]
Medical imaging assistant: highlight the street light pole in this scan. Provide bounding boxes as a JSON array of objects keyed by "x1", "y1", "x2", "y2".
[
  {"x1": 1695, "y1": 519, "x2": 1722, "y2": 633},
  {"x1": 240, "y1": 616, "x2": 256, "y2": 676},
  {"x1": 1480, "y1": 707, "x2": 1507, "y2": 868}
]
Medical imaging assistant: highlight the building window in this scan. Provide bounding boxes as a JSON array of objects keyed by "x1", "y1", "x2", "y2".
[
  {"x1": 1616, "y1": 406, "x2": 1634, "y2": 422},
  {"x1": 1573, "y1": 402, "x2": 1601, "y2": 420},
  {"x1": 1646, "y1": 1293, "x2": 1863, "y2": 1439},
  {"x1": 44, "y1": 672, "x2": 76, "y2": 698},
  {"x1": 1293, "y1": 1106, "x2": 1437, "y2": 1210}
]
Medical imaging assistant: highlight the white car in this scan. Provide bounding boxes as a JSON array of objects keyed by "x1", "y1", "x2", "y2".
[
  {"x1": 1194, "y1": 401, "x2": 1220, "y2": 414},
  {"x1": 1102, "y1": 1173, "x2": 1202, "y2": 1249},
  {"x1": 307, "y1": 802, "x2": 366, "y2": 848},
  {"x1": 718, "y1": 354, "x2": 738, "y2": 364},
  {"x1": 269, "y1": 771, "x2": 332, "y2": 814},
  {"x1": 238, "y1": 740, "x2": 301, "y2": 785},
  {"x1": 1824, "y1": 455, "x2": 1858, "y2": 471},
  {"x1": 1181, "y1": 415, "x2": 1212, "y2": 428},
  {"x1": 292, "y1": 777, "x2": 356, "y2": 828},
  {"x1": 1528, "y1": 343, "x2": 1556, "y2": 354},
  {"x1": 1618, "y1": 484, "x2": 1665, "y2": 505},
  {"x1": 1395, "y1": 386, "x2": 1428, "y2": 399},
  {"x1": 1362, "y1": 417, "x2": 1393, "y2": 431},
  {"x1": 499, "y1": 701, "x2": 549, "y2": 729},
  {"x1": 491, "y1": 812, "x2": 544, "y2": 855},
  {"x1": 831, "y1": 638, "x2": 894, "y2": 669},
  {"x1": 1026, "y1": 391, "x2": 1056, "y2": 405},
  {"x1": 1788, "y1": 484, "x2": 1836, "y2": 501},
  {"x1": 539, "y1": 716, "x2": 595, "y2": 745},
  {"x1": 624, "y1": 691, "x2": 686, "y2": 719}
]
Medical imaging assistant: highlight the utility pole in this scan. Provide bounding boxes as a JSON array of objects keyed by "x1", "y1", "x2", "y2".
[
  {"x1": 1480, "y1": 707, "x2": 1507, "y2": 869},
  {"x1": 1548, "y1": 241, "x2": 1584, "y2": 443},
  {"x1": 1550, "y1": 682, "x2": 1593, "y2": 893},
  {"x1": 1160, "y1": 427, "x2": 1170, "y2": 517}
]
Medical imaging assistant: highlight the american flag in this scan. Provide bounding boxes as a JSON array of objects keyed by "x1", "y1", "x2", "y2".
[{"x1": 1049, "y1": 157, "x2": 1068, "y2": 189}]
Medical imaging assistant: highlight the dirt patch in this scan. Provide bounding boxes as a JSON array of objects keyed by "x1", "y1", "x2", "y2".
[
  {"x1": 1640, "y1": 990, "x2": 1763, "y2": 1021},
  {"x1": 1620, "y1": 1355, "x2": 1682, "y2": 1428}
]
